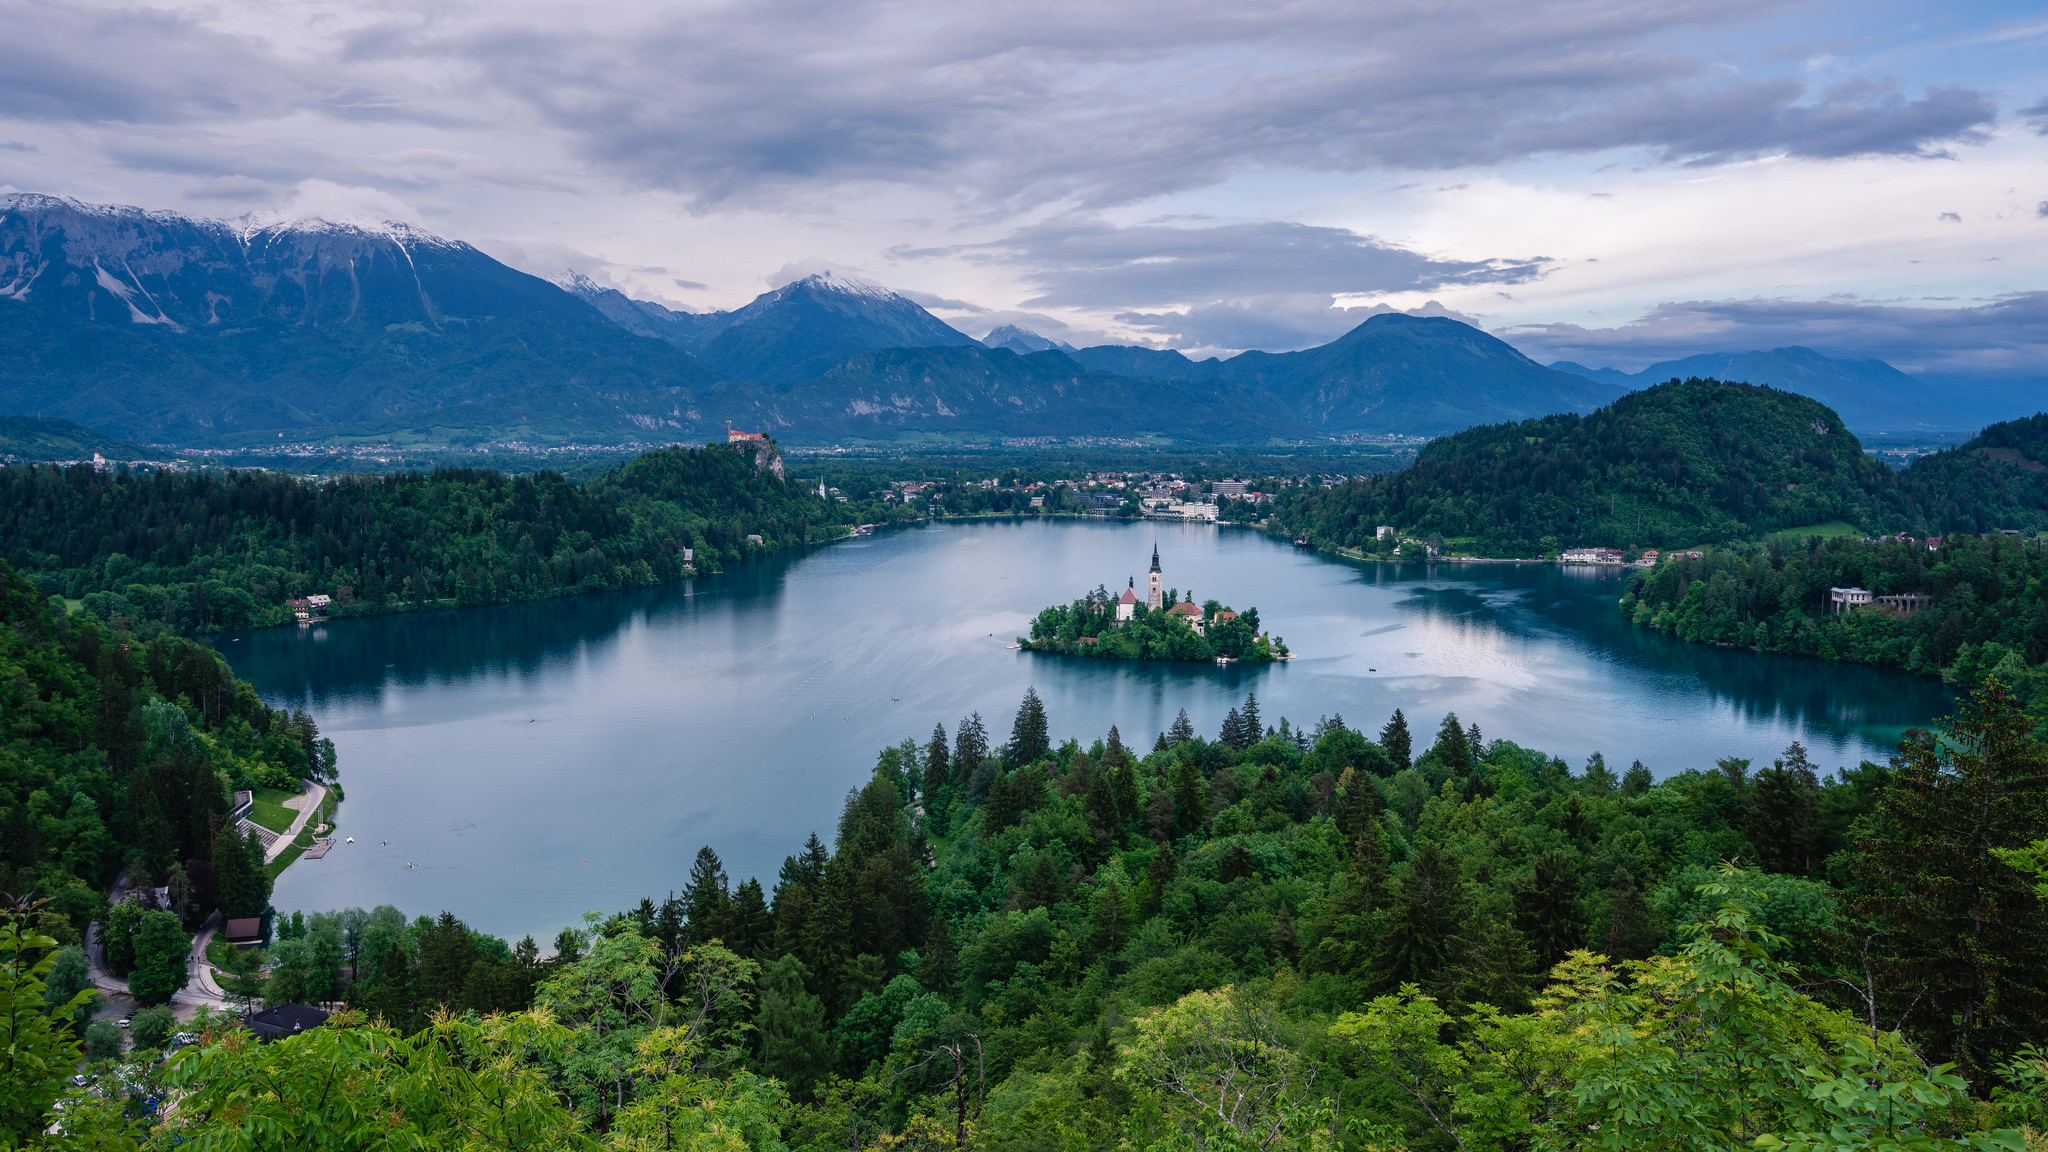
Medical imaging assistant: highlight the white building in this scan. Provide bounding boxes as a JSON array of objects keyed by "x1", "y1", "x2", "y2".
[
  {"x1": 1147, "y1": 544, "x2": 1164, "y2": 610},
  {"x1": 1829, "y1": 586, "x2": 1873, "y2": 614},
  {"x1": 1117, "y1": 580, "x2": 1139, "y2": 621}
]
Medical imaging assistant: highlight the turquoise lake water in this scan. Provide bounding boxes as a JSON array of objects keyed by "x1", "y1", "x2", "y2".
[{"x1": 218, "y1": 518, "x2": 1951, "y2": 942}]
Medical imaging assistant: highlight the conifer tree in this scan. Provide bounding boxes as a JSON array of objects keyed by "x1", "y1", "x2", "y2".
[
  {"x1": 1600, "y1": 866, "x2": 1656, "y2": 960},
  {"x1": 918, "y1": 911, "x2": 957, "y2": 993},
  {"x1": 1104, "y1": 725, "x2": 1126, "y2": 767},
  {"x1": 1334, "y1": 767, "x2": 1384, "y2": 838},
  {"x1": 1434, "y1": 713, "x2": 1473, "y2": 773},
  {"x1": 1170, "y1": 758, "x2": 1207, "y2": 836},
  {"x1": 922, "y1": 722, "x2": 950, "y2": 799},
  {"x1": 1465, "y1": 720, "x2": 1483, "y2": 760},
  {"x1": 729, "y1": 878, "x2": 774, "y2": 958},
  {"x1": 1622, "y1": 759, "x2": 1654, "y2": 795},
  {"x1": 210, "y1": 823, "x2": 271, "y2": 919},
  {"x1": 1140, "y1": 845, "x2": 1178, "y2": 917},
  {"x1": 1746, "y1": 743, "x2": 1820, "y2": 875},
  {"x1": 1512, "y1": 850, "x2": 1587, "y2": 972},
  {"x1": 1111, "y1": 761, "x2": 1141, "y2": 830},
  {"x1": 358, "y1": 940, "x2": 416, "y2": 1031},
  {"x1": 1168, "y1": 709, "x2": 1195, "y2": 746},
  {"x1": 1380, "y1": 709, "x2": 1412, "y2": 772},
  {"x1": 1009, "y1": 688, "x2": 1050, "y2": 766},
  {"x1": 1375, "y1": 841, "x2": 1469, "y2": 994},
  {"x1": 952, "y1": 714, "x2": 987, "y2": 783},
  {"x1": 1583, "y1": 752, "x2": 1618, "y2": 793},
  {"x1": 1849, "y1": 680, "x2": 2048, "y2": 1082},
  {"x1": 1241, "y1": 692, "x2": 1261, "y2": 740},
  {"x1": 756, "y1": 954, "x2": 830, "y2": 1100},
  {"x1": 1219, "y1": 707, "x2": 1246, "y2": 749},
  {"x1": 1088, "y1": 882, "x2": 1132, "y2": 957},
  {"x1": 415, "y1": 912, "x2": 479, "y2": 1012},
  {"x1": 683, "y1": 846, "x2": 733, "y2": 944}
]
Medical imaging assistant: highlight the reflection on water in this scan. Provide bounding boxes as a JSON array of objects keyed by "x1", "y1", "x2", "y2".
[{"x1": 223, "y1": 519, "x2": 1949, "y2": 941}]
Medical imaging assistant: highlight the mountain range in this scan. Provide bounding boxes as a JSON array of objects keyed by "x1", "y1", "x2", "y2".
[
  {"x1": 0, "y1": 194, "x2": 2026, "y2": 448},
  {"x1": 1549, "y1": 348, "x2": 1977, "y2": 434}
]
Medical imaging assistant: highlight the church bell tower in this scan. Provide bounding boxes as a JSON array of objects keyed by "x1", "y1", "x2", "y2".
[{"x1": 1147, "y1": 542, "x2": 1164, "y2": 610}]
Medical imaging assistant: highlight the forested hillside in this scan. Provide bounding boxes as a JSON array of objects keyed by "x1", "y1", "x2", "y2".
[
  {"x1": 14, "y1": 683, "x2": 2047, "y2": 1149},
  {"x1": 1277, "y1": 379, "x2": 1906, "y2": 554},
  {"x1": 0, "y1": 441, "x2": 832, "y2": 633},
  {"x1": 0, "y1": 557, "x2": 325, "y2": 939},
  {"x1": 1623, "y1": 533, "x2": 2048, "y2": 696}
]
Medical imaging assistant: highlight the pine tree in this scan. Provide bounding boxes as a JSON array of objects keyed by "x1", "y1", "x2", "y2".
[
  {"x1": 1622, "y1": 759, "x2": 1654, "y2": 795},
  {"x1": 1219, "y1": 707, "x2": 1246, "y2": 749},
  {"x1": 1849, "y1": 681, "x2": 2048, "y2": 1082},
  {"x1": 359, "y1": 941, "x2": 416, "y2": 1032},
  {"x1": 756, "y1": 954, "x2": 830, "y2": 1100},
  {"x1": 1380, "y1": 709, "x2": 1412, "y2": 772},
  {"x1": 416, "y1": 912, "x2": 478, "y2": 1011},
  {"x1": 1465, "y1": 721, "x2": 1483, "y2": 760},
  {"x1": 1111, "y1": 761, "x2": 1141, "y2": 829},
  {"x1": 1170, "y1": 758, "x2": 1207, "y2": 836},
  {"x1": 1746, "y1": 743, "x2": 1820, "y2": 875},
  {"x1": 1140, "y1": 845, "x2": 1178, "y2": 917},
  {"x1": 1104, "y1": 725, "x2": 1126, "y2": 767},
  {"x1": 1375, "y1": 841, "x2": 1469, "y2": 994},
  {"x1": 918, "y1": 910, "x2": 958, "y2": 993},
  {"x1": 922, "y1": 722, "x2": 950, "y2": 799},
  {"x1": 1512, "y1": 850, "x2": 1587, "y2": 972},
  {"x1": 1009, "y1": 688, "x2": 1050, "y2": 766},
  {"x1": 1334, "y1": 767, "x2": 1384, "y2": 838},
  {"x1": 210, "y1": 823, "x2": 271, "y2": 919},
  {"x1": 1434, "y1": 713, "x2": 1473, "y2": 773},
  {"x1": 1600, "y1": 867, "x2": 1657, "y2": 960},
  {"x1": 953, "y1": 714, "x2": 988, "y2": 783},
  {"x1": 1017, "y1": 853, "x2": 1063, "y2": 910},
  {"x1": 1168, "y1": 709, "x2": 1195, "y2": 746},
  {"x1": 683, "y1": 846, "x2": 733, "y2": 944},
  {"x1": 1241, "y1": 692, "x2": 1261, "y2": 740},
  {"x1": 730, "y1": 878, "x2": 774, "y2": 958},
  {"x1": 1088, "y1": 882, "x2": 1132, "y2": 957},
  {"x1": 1583, "y1": 752, "x2": 1617, "y2": 793}
]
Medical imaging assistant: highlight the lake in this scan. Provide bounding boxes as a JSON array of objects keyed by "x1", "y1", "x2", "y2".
[{"x1": 221, "y1": 517, "x2": 1951, "y2": 943}]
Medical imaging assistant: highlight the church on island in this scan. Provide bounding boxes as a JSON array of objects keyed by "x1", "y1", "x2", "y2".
[{"x1": 1025, "y1": 543, "x2": 1288, "y2": 662}]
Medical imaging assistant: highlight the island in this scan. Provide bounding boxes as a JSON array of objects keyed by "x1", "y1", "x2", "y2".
[{"x1": 1019, "y1": 543, "x2": 1290, "y2": 662}]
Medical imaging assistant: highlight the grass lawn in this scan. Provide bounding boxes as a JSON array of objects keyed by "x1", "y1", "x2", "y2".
[
  {"x1": 1763, "y1": 520, "x2": 1863, "y2": 546},
  {"x1": 248, "y1": 787, "x2": 302, "y2": 834}
]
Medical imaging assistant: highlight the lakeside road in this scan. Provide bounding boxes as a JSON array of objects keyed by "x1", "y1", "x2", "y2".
[{"x1": 265, "y1": 782, "x2": 329, "y2": 864}]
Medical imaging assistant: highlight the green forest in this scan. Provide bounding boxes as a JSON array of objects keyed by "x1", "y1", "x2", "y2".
[
  {"x1": 1276, "y1": 381, "x2": 2048, "y2": 556},
  {"x1": 1023, "y1": 588, "x2": 1287, "y2": 662},
  {"x1": 0, "y1": 440, "x2": 839, "y2": 634},
  {"x1": 0, "y1": 553, "x2": 327, "y2": 1001},
  {"x1": 1622, "y1": 533, "x2": 2048, "y2": 708},
  {"x1": 12, "y1": 671, "x2": 2048, "y2": 1150}
]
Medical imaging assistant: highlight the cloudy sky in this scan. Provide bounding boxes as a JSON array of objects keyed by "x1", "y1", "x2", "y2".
[{"x1": 2, "y1": 0, "x2": 2044, "y2": 371}]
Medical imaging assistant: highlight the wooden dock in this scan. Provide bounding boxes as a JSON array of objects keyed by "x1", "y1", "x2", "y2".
[{"x1": 303, "y1": 838, "x2": 336, "y2": 859}]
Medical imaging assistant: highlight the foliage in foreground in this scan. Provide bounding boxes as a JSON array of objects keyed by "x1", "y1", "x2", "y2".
[{"x1": 11, "y1": 680, "x2": 2048, "y2": 1150}]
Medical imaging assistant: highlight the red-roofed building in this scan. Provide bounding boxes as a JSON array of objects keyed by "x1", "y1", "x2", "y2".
[{"x1": 1116, "y1": 579, "x2": 1140, "y2": 622}]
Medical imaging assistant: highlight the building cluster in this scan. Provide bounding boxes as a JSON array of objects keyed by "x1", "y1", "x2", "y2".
[
  {"x1": 285, "y1": 593, "x2": 331, "y2": 622},
  {"x1": 1829, "y1": 586, "x2": 1931, "y2": 615},
  {"x1": 1560, "y1": 547, "x2": 1702, "y2": 567}
]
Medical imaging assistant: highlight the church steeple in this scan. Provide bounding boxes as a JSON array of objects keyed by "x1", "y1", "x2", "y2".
[
  {"x1": 1146, "y1": 541, "x2": 1164, "y2": 611},
  {"x1": 1150, "y1": 542, "x2": 1160, "y2": 573}
]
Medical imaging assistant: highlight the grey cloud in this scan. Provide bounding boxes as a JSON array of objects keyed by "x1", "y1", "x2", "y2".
[
  {"x1": 0, "y1": 0, "x2": 292, "y2": 125},
  {"x1": 2023, "y1": 98, "x2": 2048, "y2": 134},
  {"x1": 898, "y1": 289, "x2": 986, "y2": 312},
  {"x1": 425, "y1": 0, "x2": 1996, "y2": 208},
  {"x1": 957, "y1": 218, "x2": 1547, "y2": 310},
  {"x1": 1500, "y1": 293, "x2": 2048, "y2": 377},
  {"x1": 673, "y1": 278, "x2": 709, "y2": 290}
]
